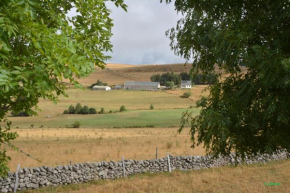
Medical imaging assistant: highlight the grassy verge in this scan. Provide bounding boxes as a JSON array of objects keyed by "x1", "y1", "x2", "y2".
[{"x1": 23, "y1": 159, "x2": 290, "y2": 193}]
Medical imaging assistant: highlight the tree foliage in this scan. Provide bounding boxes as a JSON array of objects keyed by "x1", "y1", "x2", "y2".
[
  {"x1": 75, "y1": 103, "x2": 83, "y2": 114},
  {"x1": 164, "y1": 0, "x2": 290, "y2": 158},
  {"x1": 89, "y1": 79, "x2": 108, "y2": 88},
  {"x1": 165, "y1": 81, "x2": 175, "y2": 89},
  {"x1": 0, "y1": 0, "x2": 127, "y2": 176},
  {"x1": 151, "y1": 71, "x2": 215, "y2": 85},
  {"x1": 120, "y1": 105, "x2": 126, "y2": 112}
]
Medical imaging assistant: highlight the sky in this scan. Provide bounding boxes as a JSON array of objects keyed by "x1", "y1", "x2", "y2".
[{"x1": 104, "y1": 0, "x2": 186, "y2": 65}]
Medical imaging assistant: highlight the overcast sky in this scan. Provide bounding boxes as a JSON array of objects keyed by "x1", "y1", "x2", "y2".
[{"x1": 104, "y1": 0, "x2": 186, "y2": 65}]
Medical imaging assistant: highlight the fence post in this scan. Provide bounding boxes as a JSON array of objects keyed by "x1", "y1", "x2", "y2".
[
  {"x1": 70, "y1": 161, "x2": 72, "y2": 166},
  {"x1": 167, "y1": 155, "x2": 171, "y2": 172},
  {"x1": 14, "y1": 164, "x2": 20, "y2": 193},
  {"x1": 156, "y1": 147, "x2": 158, "y2": 159},
  {"x1": 122, "y1": 156, "x2": 126, "y2": 177}
]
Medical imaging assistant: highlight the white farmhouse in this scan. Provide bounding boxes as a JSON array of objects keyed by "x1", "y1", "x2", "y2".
[
  {"x1": 181, "y1": 80, "x2": 192, "y2": 89},
  {"x1": 92, "y1": 86, "x2": 111, "y2": 91}
]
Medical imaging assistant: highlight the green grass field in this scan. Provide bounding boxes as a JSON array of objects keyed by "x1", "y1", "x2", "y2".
[
  {"x1": 9, "y1": 108, "x2": 199, "y2": 128},
  {"x1": 8, "y1": 89, "x2": 200, "y2": 128}
]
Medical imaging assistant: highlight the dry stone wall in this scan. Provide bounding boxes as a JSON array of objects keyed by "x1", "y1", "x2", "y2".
[{"x1": 0, "y1": 150, "x2": 289, "y2": 192}]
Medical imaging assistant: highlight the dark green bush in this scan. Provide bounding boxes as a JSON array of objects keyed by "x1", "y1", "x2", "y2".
[
  {"x1": 89, "y1": 108, "x2": 97, "y2": 114},
  {"x1": 72, "y1": 121, "x2": 80, "y2": 128},
  {"x1": 120, "y1": 105, "x2": 127, "y2": 112},
  {"x1": 82, "y1": 106, "x2": 89, "y2": 114},
  {"x1": 182, "y1": 92, "x2": 192, "y2": 98}
]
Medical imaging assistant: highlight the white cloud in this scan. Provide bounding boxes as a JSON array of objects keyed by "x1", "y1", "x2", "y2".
[{"x1": 105, "y1": 0, "x2": 186, "y2": 64}]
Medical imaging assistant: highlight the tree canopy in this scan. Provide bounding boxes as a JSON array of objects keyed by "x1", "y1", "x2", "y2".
[
  {"x1": 0, "y1": 0, "x2": 126, "y2": 176},
  {"x1": 164, "y1": 0, "x2": 290, "y2": 158}
]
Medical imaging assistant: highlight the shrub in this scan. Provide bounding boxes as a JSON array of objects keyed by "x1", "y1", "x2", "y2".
[
  {"x1": 63, "y1": 110, "x2": 69, "y2": 114},
  {"x1": 11, "y1": 111, "x2": 30, "y2": 117},
  {"x1": 72, "y1": 121, "x2": 80, "y2": 128},
  {"x1": 150, "y1": 104, "x2": 154, "y2": 110},
  {"x1": 89, "y1": 108, "x2": 97, "y2": 114},
  {"x1": 109, "y1": 110, "x2": 113, "y2": 113},
  {"x1": 182, "y1": 92, "x2": 192, "y2": 98},
  {"x1": 120, "y1": 105, "x2": 127, "y2": 112},
  {"x1": 99, "y1": 108, "x2": 105, "y2": 114}
]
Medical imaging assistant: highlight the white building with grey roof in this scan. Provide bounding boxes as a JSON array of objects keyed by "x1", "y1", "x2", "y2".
[
  {"x1": 181, "y1": 80, "x2": 192, "y2": 89},
  {"x1": 124, "y1": 81, "x2": 160, "y2": 90}
]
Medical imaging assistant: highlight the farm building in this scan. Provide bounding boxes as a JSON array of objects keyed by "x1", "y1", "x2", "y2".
[
  {"x1": 124, "y1": 81, "x2": 160, "y2": 90},
  {"x1": 181, "y1": 80, "x2": 192, "y2": 89},
  {"x1": 92, "y1": 86, "x2": 111, "y2": 91},
  {"x1": 115, "y1": 85, "x2": 123, "y2": 90}
]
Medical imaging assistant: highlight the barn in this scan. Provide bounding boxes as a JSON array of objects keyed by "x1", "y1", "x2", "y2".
[
  {"x1": 124, "y1": 81, "x2": 160, "y2": 90},
  {"x1": 92, "y1": 86, "x2": 112, "y2": 91}
]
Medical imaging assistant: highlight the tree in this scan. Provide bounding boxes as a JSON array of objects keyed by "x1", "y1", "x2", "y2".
[
  {"x1": 89, "y1": 108, "x2": 97, "y2": 114},
  {"x1": 150, "y1": 104, "x2": 154, "y2": 110},
  {"x1": 68, "y1": 105, "x2": 75, "y2": 114},
  {"x1": 89, "y1": 79, "x2": 108, "y2": 88},
  {"x1": 0, "y1": 0, "x2": 127, "y2": 176},
  {"x1": 164, "y1": 0, "x2": 290, "y2": 158},
  {"x1": 120, "y1": 105, "x2": 127, "y2": 112},
  {"x1": 82, "y1": 106, "x2": 89, "y2": 114},
  {"x1": 63, "y1": 110, "x2": 69, "y2": 114},
  {"x1": 165, "y1": 81, "x2": 175, "y2": 89},
  {"x1": 75, "y1": 103, "x2": 83, "y2": 114}
]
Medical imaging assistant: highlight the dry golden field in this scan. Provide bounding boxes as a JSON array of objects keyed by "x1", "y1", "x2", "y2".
[
  {"x1": 72, "y1": 63, "x2": 192, "y2": 86},
  {"x1": 7, "y1": 127, "x2": 205, "y2": 172}
]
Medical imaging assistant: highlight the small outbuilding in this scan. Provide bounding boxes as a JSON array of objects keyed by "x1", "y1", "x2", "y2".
[
  {"x1": 181, "y1": 80, "x2": 192, "y2": 89},
  {"x1": 92, "y1": 86, "x2": 111, "y2": 91}
]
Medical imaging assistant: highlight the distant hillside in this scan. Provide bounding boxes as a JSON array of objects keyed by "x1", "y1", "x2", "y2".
[{"x1": 75, "y1": 63, "x2": 193, "y2": 87}]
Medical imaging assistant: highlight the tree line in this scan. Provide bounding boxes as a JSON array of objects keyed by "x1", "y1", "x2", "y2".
[
  {"x1": 150, "y1": 72, "x2": 216, "y2": 85},
  {"x1": 63, "y1": 103, "x2": 97, "y2": 115}
]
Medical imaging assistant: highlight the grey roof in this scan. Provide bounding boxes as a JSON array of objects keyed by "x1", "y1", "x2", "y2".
[
  {"x1": 124, "y1": 81, "x2": 160, "y2": 86},
  {"x1": 181, "y1": 80, "x2": 191, "y2": 85}
]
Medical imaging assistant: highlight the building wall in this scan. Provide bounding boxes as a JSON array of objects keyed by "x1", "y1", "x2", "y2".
[
  {"x1": 124, "y1": 85, "x2": 159, "y2": 90},
  {"x1": 181, "y1": 85, "x2": 191, "y2": 89}
]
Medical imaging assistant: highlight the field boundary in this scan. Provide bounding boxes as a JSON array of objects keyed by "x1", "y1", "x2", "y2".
[{"x1": 0, "y1": 150, "x2": 289, "y2": 192}]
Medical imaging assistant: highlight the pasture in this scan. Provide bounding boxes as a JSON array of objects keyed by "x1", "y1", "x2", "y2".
[
  {"x1": 7, "y1": 127, "x2": 205, "y2": 171},
  {"x1": 8, "y1": 88, "x2": 205, "y2": 129}
]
